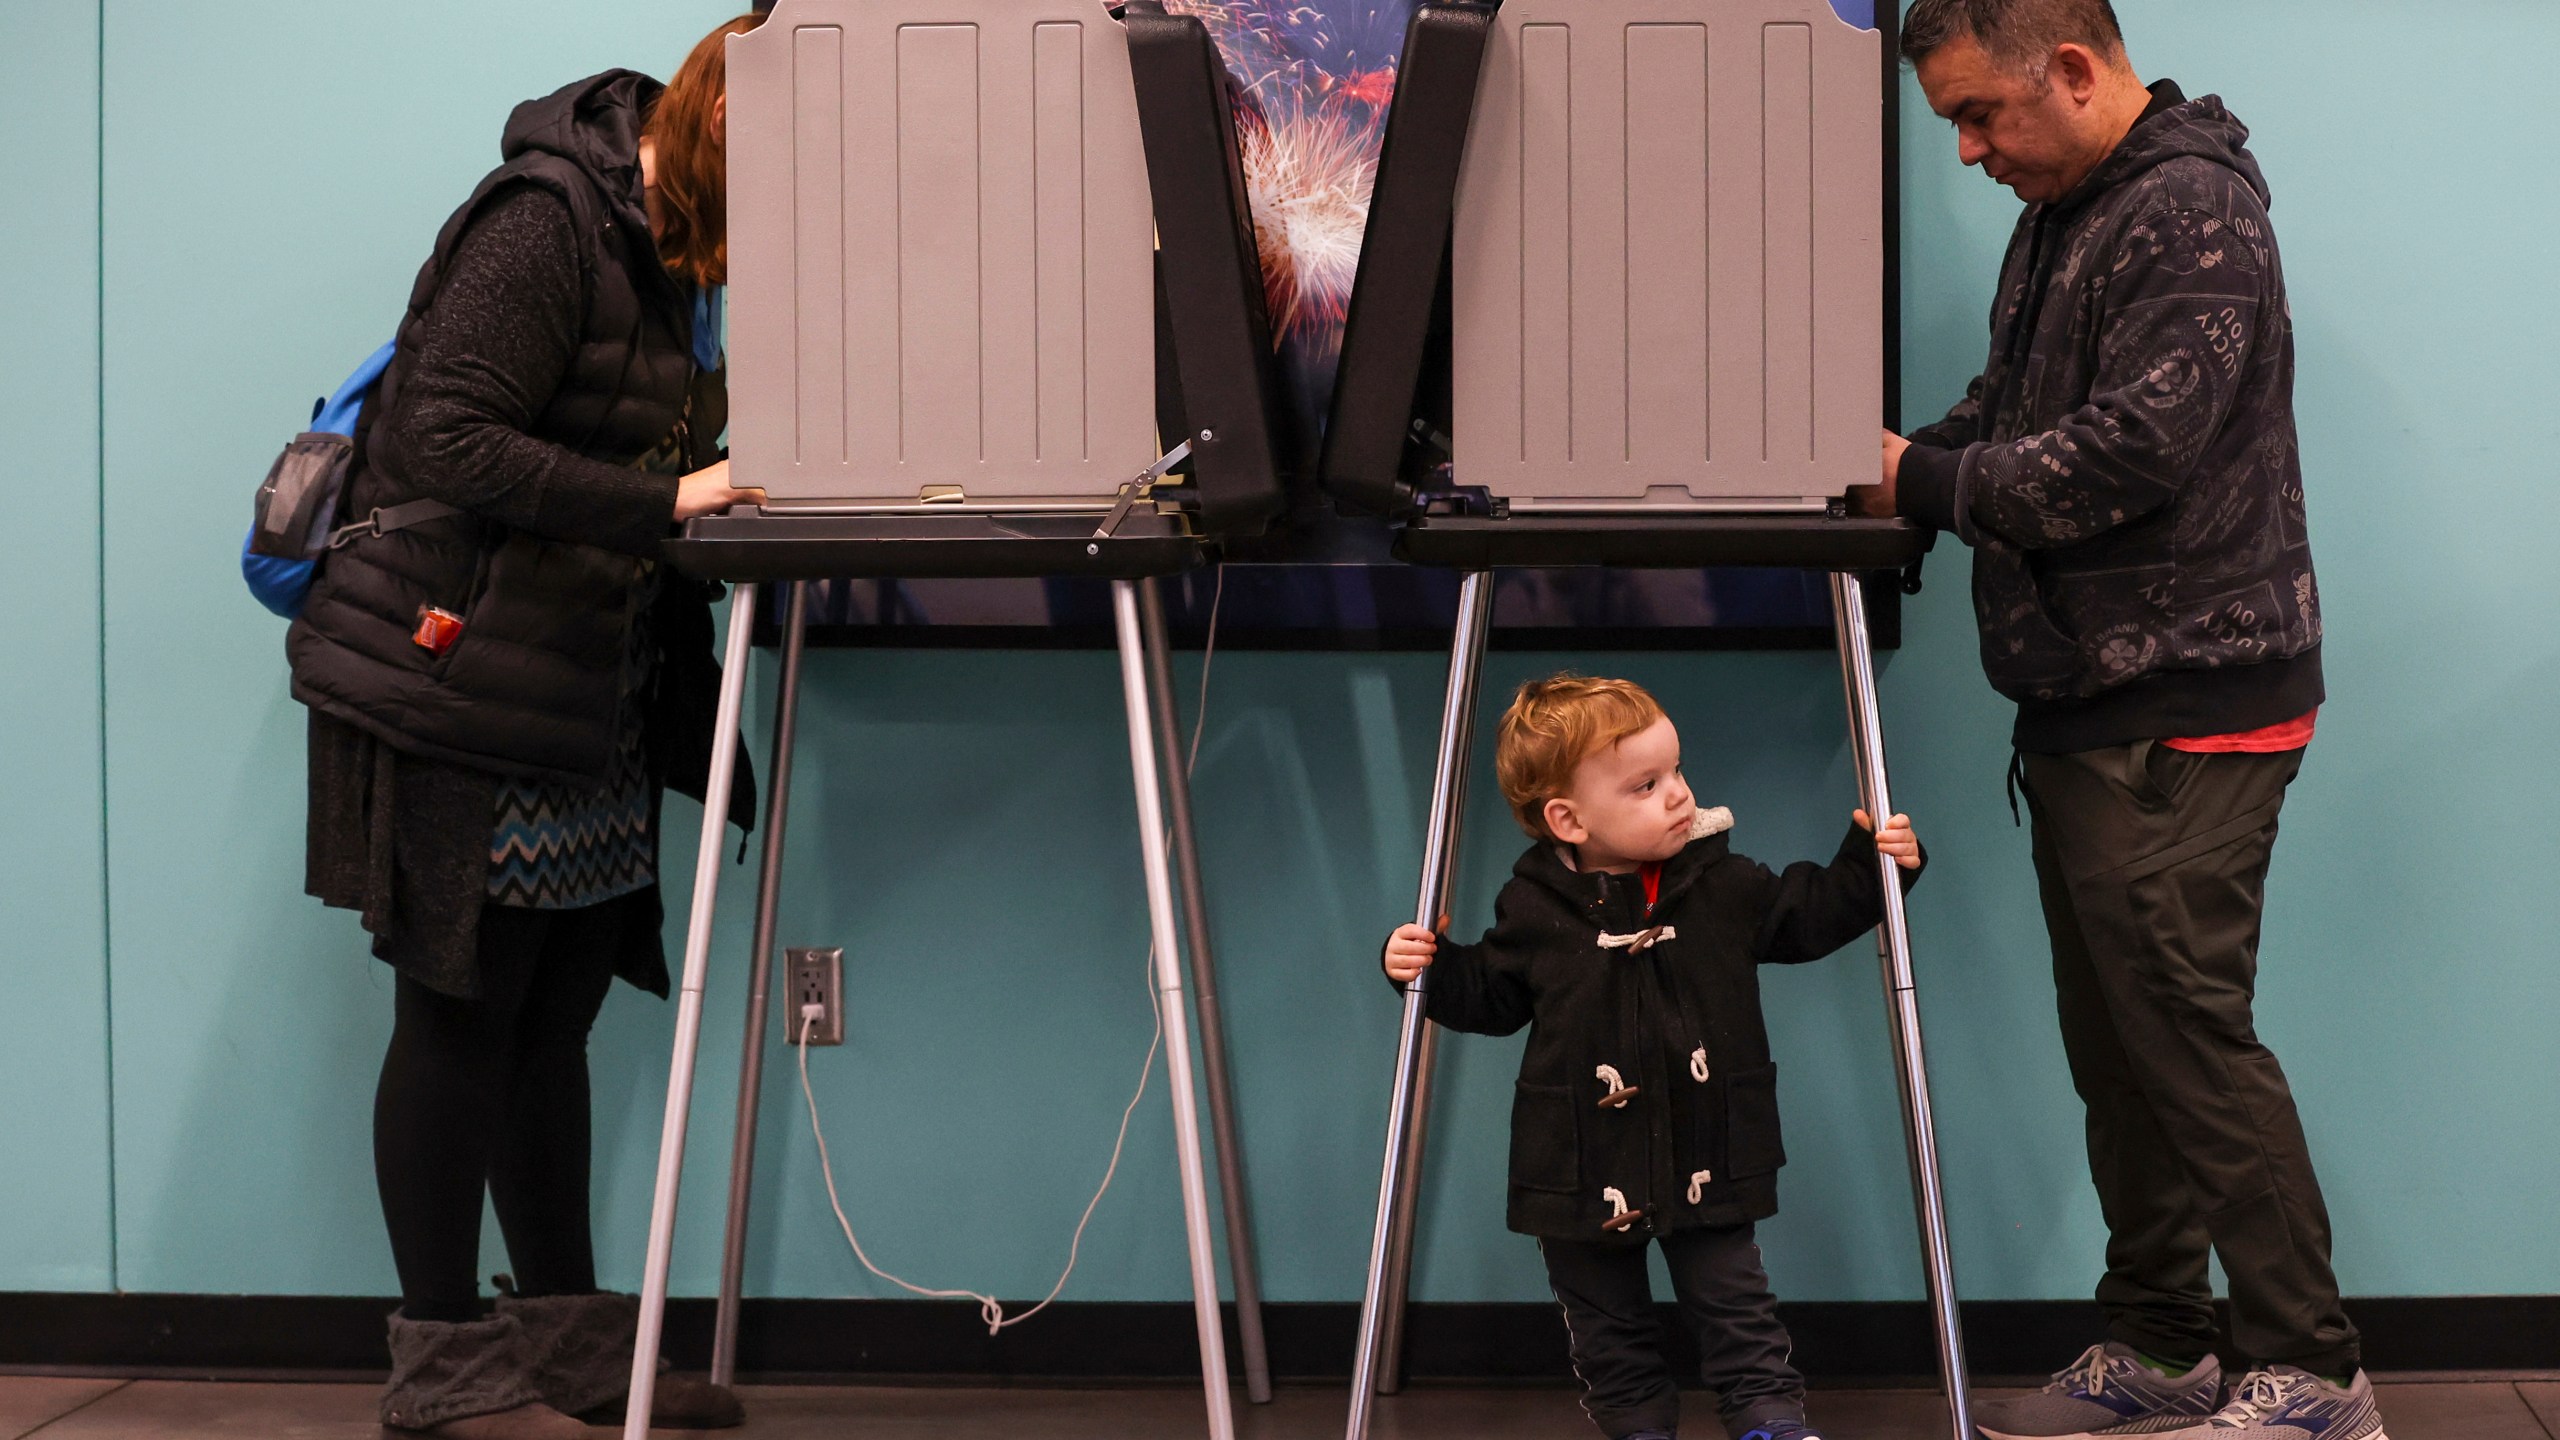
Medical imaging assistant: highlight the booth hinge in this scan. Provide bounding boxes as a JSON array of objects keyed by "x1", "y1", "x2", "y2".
[
  {"x1": 1418, "y1": 485, "x2": 1496, "y2": 519},
  {"x1": 1093, "y1": 439, "x2": 1193, "y2": 540}
]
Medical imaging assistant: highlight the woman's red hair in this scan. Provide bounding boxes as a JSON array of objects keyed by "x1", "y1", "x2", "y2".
[{"x1": 645, "y1": 13, "x2": 764, "y2": 288}]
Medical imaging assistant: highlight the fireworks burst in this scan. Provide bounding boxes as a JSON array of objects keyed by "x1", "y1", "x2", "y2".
[
  {"x1": 1167, "y1": 0, "x2": 1411, "y2": 102},
  {"x1": 1169, "y1": 0, "x2": 1413, "y2": 357},
  {"x1": 1234, "y1": 98, "x2": 1379, "y2": 353}
]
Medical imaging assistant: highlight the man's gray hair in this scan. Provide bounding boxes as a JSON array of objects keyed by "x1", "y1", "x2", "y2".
[{"x1": 1900, "y1": 0, "x2": 2127, "y2": 75}]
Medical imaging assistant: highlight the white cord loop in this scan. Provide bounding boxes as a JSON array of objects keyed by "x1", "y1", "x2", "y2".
[
  {"x1": 797, "y1": 973, "x2": 1160, "y2": 1335},
  {"x1": 1687, "y1": 1169, "x2": 1713, "y2": 1204},
  {"x1": 1690, "y1": 1046, "x2": 1711, "y2": 1083},
  {"x1": 1594, "y1": 1064, "x2": 1637, "y2": 1108},
  {"x1": 790, "y1": 568, "x2": 1228, "y2": 1340},
  {"x1": 1598, "y1": 925, "x2": 1676, "y2": 953}
]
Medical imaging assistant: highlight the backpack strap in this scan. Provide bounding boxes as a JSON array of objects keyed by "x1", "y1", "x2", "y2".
[{"x1": 327, "y1": 498, "x2": 464, "y2": 551}]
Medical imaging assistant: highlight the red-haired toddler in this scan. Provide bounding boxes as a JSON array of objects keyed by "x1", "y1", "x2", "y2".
[{"x1": 1383, "y1": 674, "x2": 1923, "y2": 1440}]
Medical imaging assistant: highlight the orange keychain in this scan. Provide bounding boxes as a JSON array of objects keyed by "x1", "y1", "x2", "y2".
[{"x1": 411, "y1": 605, "x2": 464, "y2": 656}]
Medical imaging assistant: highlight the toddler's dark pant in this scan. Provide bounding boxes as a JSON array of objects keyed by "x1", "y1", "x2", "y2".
[
  {"x1": 2022, "y1": 741, "x2": 2359, "y2": 1376},
  {"x1": 374, "y1": 892, "x2": 649, "y2": 1321},
  {"x1": 1541, "y1": 1223, "x2": 1805, "y2": 1440}
]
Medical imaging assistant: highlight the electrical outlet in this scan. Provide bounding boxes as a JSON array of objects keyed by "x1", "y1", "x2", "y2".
[{"x1": 785, "y1": 946, "x2": 844, "y2": 1046}]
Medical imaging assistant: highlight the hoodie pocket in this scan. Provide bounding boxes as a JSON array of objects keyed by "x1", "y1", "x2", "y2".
[
  {"x1": 1508, "y1": 1081, "x2": 1580, "y2": 1195},
  {"x1": 1724, "y1": 1064, "x2": 1786, "y2": 1178}
]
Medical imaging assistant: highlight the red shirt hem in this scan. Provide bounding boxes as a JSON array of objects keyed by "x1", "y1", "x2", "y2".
[{"x1": 2162, "y1": 709, "x2": 2318, "y2": 754}]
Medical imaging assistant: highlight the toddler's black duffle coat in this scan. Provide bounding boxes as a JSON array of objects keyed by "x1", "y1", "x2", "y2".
[{"x1": 1395, "y1": 808, "x2": 1920, "y2": 1242}]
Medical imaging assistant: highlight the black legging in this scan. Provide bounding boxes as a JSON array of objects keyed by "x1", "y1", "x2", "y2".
[{"x1": 374, "y1": 891, "x2": 649, "y2": 1321}]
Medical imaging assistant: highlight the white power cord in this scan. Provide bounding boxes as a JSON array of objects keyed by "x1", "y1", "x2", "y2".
[
  {"x1": 796, "y1": 991, "x2": 1160, "y2": 1335},
  {"x1": 792, "y1": 568, "x2": 1226, "y2": 1337}
]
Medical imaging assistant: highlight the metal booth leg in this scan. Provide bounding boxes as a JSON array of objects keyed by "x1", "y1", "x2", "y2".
[
  {"x1": 1138, "y1": 577, "x2": 1274, "y2": 1405},
  {"x1": 1371, "y1": 1016, "x2": 1437, "y2": 1396},
  {"x1": 626, "y1": 581, "x2": 762, "y2": 1440},
  {"x1": 1348, "y1": 569, "x2": 1496, "y2": 1440},
  {"x1": 710, "y1": 581, "x2": 813, "y2": 1387},
  {"x1": 1826, "y1": 571, "x2": 1975, "y2": 1440},
  {"x1": 1112, "y1": 579, "x2": 1239, "y2": 1440}
]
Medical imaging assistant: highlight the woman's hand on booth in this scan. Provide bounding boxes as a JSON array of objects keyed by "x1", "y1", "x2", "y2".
[
  {"x1": 674, "y1": 459, "x2": 768, "y2": 521},
  {"x1": 1383, "y1": 919, "x2": 1444, "y2": 984}
]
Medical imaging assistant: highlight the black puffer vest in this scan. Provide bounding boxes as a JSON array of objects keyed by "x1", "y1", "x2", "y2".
[{"x1": 288, "y1": 72, "x2": 717, "y2": 790}]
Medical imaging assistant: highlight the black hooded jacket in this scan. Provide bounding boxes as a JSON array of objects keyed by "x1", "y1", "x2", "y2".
[
  {"x1": 1394, "y1": 810, "x2": 1919, "y2": 1241},
  {"x1": 292, "y1": 72, "x2": 750, "y2": 998},
  {"x1": 289, "y1": 70, "x2": 742, "y2": 802},
  {"x1": 1898, "y1": 83, "x2": 2323, "y2": 753}
]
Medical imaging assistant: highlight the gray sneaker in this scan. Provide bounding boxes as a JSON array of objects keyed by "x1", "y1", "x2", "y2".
[
  {"x1": 1976, "y1": 1342, "x2": 2224, "y2": 1440},
  {"x1": 2158, "y1": 1367, "x2": 2386, "y2": 1440}
]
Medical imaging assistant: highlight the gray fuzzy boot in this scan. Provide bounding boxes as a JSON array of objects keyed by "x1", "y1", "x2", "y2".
[
  {"x1": 498, "y1": 1291, "x2": 745, "y2": 1430},
  {"x1": 379, "y1": 1311, "x2": 586, "y2": 1438}
]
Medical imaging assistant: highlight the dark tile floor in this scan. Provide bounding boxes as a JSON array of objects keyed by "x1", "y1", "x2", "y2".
[{"x1": 0, "y1": 1376, "x2": 2550, "y2": 1439}]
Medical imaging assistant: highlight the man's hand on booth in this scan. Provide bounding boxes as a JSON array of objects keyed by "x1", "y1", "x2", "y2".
[
  {"x1": 1849, "y1": 428, "x2": 1909, "y2": 519},
  {"x1": 674, "y1": 458, "x2": 768, "y2": 522}
]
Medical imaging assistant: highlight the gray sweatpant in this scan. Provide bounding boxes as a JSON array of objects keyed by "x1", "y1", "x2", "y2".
[{"x1": 2022, "y1": 740, "x2": 2359, "y2": 1376}]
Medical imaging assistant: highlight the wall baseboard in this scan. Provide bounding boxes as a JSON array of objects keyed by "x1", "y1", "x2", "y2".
[{"x1": 1, "y1": 1294, "x2": 2550, "y2": 1381}]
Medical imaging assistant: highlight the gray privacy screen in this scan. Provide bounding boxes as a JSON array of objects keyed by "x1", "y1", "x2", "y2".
[
  {"x1": 1451, "y1": 0, "x2": 1882, "y2": 511},
  {"x1": 723, "y1": 0, "x2": 1161, "y2": 510}
]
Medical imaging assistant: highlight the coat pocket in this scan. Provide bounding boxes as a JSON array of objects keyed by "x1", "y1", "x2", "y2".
[
  {"x1": 1508, "y1": 1081, "x2": 1580, "y2": 1195},
  {"x1": 1723, "y1": 1063, "x2": 1786, "y2": 1178},
  {"x1": 1682, "y1": 1070, "x2": 1729, "y2": 1196}
]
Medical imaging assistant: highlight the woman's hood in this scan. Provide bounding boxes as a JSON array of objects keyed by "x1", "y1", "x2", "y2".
[{"x1": 499, "y1": 69, "x2": 662, "y2": 221}]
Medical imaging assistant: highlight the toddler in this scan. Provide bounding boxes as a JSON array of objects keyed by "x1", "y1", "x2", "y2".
[{"x1": 1383, "y1": 674, "x2": 1922, "y2": 1440}]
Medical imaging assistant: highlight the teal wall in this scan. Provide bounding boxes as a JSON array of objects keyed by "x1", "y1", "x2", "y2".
[
  {"x1": 0, "y1": 2, "x2": 113, "y2": 1295},
  {"x1": 3, "y1": 0, "x2": 2554, "y2": 1314}
]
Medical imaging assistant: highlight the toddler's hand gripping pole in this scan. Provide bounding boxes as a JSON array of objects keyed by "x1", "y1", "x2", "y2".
[
  {"x1": 1346, "y1": 570, "x2": 1494, "y2": 1437},
  {"x1": 1828, "y1": 570, "x2": 1975, "y2": 1440}
]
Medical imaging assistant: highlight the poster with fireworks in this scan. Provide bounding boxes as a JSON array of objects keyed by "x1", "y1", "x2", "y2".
[
  {"x1": 1168, "y1": 0, "x2": 1414, "y2": 440},
  {"x1": 780, "y1": 0, "x2": 1895, "y2": 652}
]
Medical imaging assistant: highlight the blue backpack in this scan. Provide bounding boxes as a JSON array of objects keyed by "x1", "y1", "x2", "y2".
[{"x1": 241, "y1": 341, "x2": 458, "y2": 618}]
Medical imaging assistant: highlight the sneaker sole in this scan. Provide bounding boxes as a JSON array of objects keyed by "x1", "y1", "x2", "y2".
[
  {"x1": 2111, "y1": 1421, "x2": 2386, "y2": 1440},
  {"x1": 1980, "y1": 1419, "x2": 2221, "y2": 1440}
]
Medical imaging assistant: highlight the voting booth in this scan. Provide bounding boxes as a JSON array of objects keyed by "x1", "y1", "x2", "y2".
[
  {"x1": 1313, "y1": 5, "x2": 1975, "y2": 1439},
  {"x1": 628, "y1": 2, "x2": 1967, "y2": 1436},
  {"x1": 619, "y1": 5, "x2": 1293, "y2": 1438}
]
